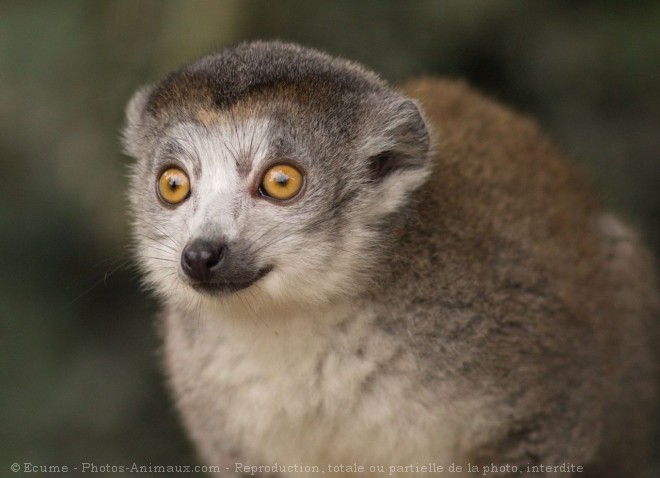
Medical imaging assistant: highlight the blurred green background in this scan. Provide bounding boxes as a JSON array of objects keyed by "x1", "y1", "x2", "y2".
[{"x1": 1, "y1": 1, "x2": 658, "y2": 476}]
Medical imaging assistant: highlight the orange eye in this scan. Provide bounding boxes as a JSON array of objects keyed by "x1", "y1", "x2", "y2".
[
  {"x1": 260, "y1": 164, "x2": 304, "y2": 201},
  {"x1": 158, "y1": 167, "x2": 191, "y2": 205}
]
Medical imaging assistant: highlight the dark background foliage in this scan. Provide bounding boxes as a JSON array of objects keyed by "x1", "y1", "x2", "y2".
[{"x1": 1, "y1": 1, "x2": 658, "y2": 476}]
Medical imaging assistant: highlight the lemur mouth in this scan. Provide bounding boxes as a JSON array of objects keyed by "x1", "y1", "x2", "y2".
[{"x1": 191, "y1": 265, "x2": 273, "y2": 295}]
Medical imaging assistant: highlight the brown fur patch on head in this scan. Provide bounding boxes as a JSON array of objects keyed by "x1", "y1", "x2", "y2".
[
  {"x1": 145, "y1": 41, "x2": 386, "y2": 122},
  {"x1": 196, "y1": 108, "x2": 222, "y2": 126}
]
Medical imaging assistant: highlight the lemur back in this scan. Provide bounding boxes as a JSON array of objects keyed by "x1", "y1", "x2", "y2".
[{"x1": 123, "y1": 41, "x2": 659, "y2": 477}]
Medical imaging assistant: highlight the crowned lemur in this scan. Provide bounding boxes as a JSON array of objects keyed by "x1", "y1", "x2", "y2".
[{"x1": 122, "y1": 41, "x2": 659, "y2": 477}]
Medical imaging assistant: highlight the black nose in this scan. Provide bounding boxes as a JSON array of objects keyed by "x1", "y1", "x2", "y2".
[{"x1": 181, "y1": 240, "x2": 226, "y2": 282}]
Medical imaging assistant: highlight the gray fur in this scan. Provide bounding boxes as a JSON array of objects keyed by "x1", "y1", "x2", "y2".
[{"x1": 123, "y1": 41, "x2": 659, "y2": 477}]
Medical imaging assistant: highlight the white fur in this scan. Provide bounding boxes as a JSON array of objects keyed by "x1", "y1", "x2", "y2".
[{"x1": 164, "y1": 300, "x2": 467, "y2": 477}]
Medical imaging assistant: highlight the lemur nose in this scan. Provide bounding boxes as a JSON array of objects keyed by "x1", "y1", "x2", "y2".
[{"x1": 181, "y1": 240, "x2": 226, "y2": 282}]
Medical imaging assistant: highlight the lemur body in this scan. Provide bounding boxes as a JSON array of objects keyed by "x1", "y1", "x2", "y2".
[{"x1": 123, "y1": 42, "x2": 658, "y2": 477}]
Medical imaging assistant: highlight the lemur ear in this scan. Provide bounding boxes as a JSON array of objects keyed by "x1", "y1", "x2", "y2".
[
  {"x1": 359, "y1": 98, "x2": 432, "y2": 217},
  {"x1": 125, "y1": 84, "x2": 155, "y2": 127},
  {"x1": 366, "y1": 99, "x2": 431, "y2": 182},
  {"x1": 122, "y1": 84, "x2": 155, "y2": 158}
]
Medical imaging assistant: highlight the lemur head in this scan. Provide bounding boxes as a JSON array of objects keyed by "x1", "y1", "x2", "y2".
[{"x1": 123, "y1": 41, "x2": 431, "y2": 312}]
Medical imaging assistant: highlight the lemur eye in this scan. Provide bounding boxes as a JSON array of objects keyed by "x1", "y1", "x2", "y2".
[
  {"x1": 158, "y1": 167, "x2": 191, "y2": 205},
  {"x1": 259, "y1": 164, "x2": 304, "y2": 201}
]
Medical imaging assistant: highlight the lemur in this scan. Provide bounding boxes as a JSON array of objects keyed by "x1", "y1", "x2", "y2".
[{"x1": 123, "y1": 41, "x2": 659, "y2": 477}]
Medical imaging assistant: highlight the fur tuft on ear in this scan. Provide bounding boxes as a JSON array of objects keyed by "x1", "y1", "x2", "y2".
[
  {"x1": 365, "y1": 99, "x2": 431, "y2": 182},
  {"x1": 121, "y1": 84, "x2": 155, "y2": 158},
  {"x1": 358, "y1": 97, "x2": 433, "y2": 217}
]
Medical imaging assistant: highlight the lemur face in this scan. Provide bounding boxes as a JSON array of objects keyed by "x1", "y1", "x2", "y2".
[{"x1": 123, "y1": 42, "x2": 430, "y2": 310}]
